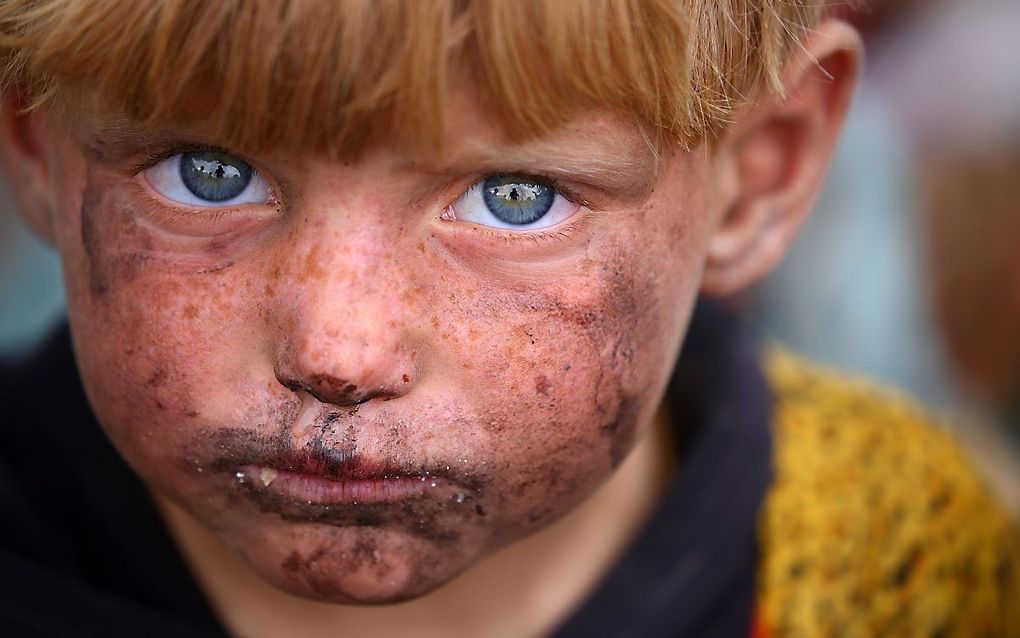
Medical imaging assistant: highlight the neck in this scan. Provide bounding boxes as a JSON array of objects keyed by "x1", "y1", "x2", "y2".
[{"x1": 157, "y1": 410, "x2": 675, "y2": 638}]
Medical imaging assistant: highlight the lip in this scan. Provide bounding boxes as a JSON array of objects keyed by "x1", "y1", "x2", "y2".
[
  {"x1": 220, "y1": 447, "x2": 460, "y2": 505},
  {"x1": 238, "y1": 464, "x2": 451, "y2": 504}
]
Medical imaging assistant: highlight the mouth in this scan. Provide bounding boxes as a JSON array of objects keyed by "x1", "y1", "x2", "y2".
[
  {"x1": 236, "y1": 459, "x2": 454, "y2": 505},
  {"x1": 201, "y1": 434, "x2": 481, "y2": 509}
]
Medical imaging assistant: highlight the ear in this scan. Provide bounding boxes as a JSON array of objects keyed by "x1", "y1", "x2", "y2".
[
  {"x1": 0, "y1": 88, "x2": 59, "y2": 243},
  {"x1": 700, "y1": 19, "x2": 862, "y2": 297}
]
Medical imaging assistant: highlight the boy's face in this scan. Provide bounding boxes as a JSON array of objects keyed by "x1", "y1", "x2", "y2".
[
  {"x1": 38, "y1": 87, "x2": 712, "y2": 603},
  {"x1": 12, "y1": 14, "x2": 861, "y2": 596}
]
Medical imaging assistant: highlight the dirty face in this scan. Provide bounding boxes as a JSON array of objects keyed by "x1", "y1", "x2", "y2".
[{"x1": 43, "y1": 89, "x2": 719, "y2": 604}]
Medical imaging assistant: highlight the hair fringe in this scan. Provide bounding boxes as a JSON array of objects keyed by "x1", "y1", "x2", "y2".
[{"x1": 0, "y1": 0, "x2": 837, "y2": 157}]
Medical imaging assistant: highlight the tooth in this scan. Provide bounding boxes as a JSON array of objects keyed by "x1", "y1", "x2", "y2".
[{"x1": 260, "y1": 468, "x2": 278, "y2": 487}]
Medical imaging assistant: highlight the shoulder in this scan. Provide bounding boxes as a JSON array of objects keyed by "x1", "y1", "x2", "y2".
[{"x1": 756, "y1": 348, "x2": 1020, "y2": 637}]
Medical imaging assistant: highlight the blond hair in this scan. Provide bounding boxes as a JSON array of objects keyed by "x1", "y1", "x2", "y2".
[{"x1": 0, "y1": 0, "x2": 832, "y2": 157}]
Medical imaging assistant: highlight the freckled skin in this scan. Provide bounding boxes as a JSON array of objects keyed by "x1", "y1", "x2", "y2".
[{"x1": 44, "y1": 106, "x2": 714, "y2": 605}]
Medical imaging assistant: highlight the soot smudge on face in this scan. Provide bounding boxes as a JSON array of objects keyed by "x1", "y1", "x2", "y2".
[
  {"x1": 499, "y1": 247, "x2": 652, "y2": 470},
  {"x1": 603, "y1": 394, "x2": 640, "y2": 468},
  {"x1": 79, "y1": 167, "x2": 153, "y2": 298},
  {"x1": 79, "y1": 168, "x2": 108, "y2": 297},
  {"x1": 186, "y1": 426, "x2": 490, "y2": 548},
  {"x1": 243, "y1": 491, "x2": 468, "y2": 545}
]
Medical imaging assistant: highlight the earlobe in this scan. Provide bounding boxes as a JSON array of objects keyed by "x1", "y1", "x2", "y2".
[
  {"x1": 0, "y1": 89, "x2": 58, "y2": 243},
  {"x1": 701, "y1": 19, "x2": 862, "y2": 297}
]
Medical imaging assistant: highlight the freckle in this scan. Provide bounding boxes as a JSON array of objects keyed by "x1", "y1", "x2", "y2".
[
  {"x1": 430, "y1": 316, "x2": 440, "y2": 329},
  {"x1": 467, "y1": 328, "x2": 480, "y2": 341},
  {"x1": 182, "y1": 304, "x2": 199, "y2": 319},
  {"x1": 302, "y1": 245, "x2": 327, "y2": 281},
  {"x1": 534, "y1": 375, "x2": 552, "y2": 396},
  {"x1": 146, "y1": 368, "x2": 168, "y2": 387},
  {"x1": 416, "y1": 241, "x2": 425, "y2": 253},
  {"x1": 400, "y1": 287, "x2": 421, "y2": 304},
  {"x1": 263, "y1": 284, "x2": 275, "y2": 296}
]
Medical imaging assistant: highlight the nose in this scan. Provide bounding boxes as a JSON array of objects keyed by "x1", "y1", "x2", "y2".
[{"x1": 269, "y1": 238, "x2": 418, "y2": 408}]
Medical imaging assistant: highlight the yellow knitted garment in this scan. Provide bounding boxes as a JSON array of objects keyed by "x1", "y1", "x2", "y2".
[{"x1": 758, "y1": 349, "x2": 1020, "y2": 637}]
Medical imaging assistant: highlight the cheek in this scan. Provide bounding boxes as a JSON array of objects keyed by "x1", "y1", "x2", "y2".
[
  {"x1": 60, "y1": 168, "x2": 268, "y2": 461},
  {"x1": 435, "y1": 202, "x2": 701, "y2": 529}
]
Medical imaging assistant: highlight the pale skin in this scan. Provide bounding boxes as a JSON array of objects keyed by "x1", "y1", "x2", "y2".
[{"x1": 1, "y1": 20, "x2": 859, "y2": 638}]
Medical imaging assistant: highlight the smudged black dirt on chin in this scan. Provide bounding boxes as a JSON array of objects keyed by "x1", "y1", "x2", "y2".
[
  {"x1": 234, "y1": 483, "x2": 470, "y2": 545},
  {"x1": 283, "y1": 550, "x2": 302, "y2": 573},
  {"x1": 184, "y1": 425, "x2": 489, "y2": 546}
]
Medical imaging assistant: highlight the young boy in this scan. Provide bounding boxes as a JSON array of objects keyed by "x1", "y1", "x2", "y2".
[{"x1": 0, "y1": 1, "x2": 1015, "y2": 636}]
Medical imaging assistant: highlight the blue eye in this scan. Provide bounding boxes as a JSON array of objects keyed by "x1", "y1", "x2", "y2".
[
  {"x1": 448, "y1": 174, "x2": 580, "y2": 230},
  {"x1": 143, "y1": 151, "x2": 272, "y2": 208},
  {"x1": 180, "y1": 152, "x2": 252, "y2": 202},
  {"x1": 481, "y1": 176, "x2": 555, "y2": 225}
]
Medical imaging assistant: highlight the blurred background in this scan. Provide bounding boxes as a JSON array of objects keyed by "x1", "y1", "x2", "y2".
[
  {"x1": 1, "y1": 0, "x2": 1018, "y2": 512},
  {"x1": 751, "y1": 0, "x2": 1020, "y2": 514}
]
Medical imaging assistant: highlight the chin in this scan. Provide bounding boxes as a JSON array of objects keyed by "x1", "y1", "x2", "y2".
[
  {"x1": 233, "y1": 524, "x2": 475, "y2": 605},
  {"x1": 271, "y1": 572, "x2": 449, "y2": 606}
]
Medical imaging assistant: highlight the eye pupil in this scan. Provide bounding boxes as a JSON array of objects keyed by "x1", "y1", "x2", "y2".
[
  {"x1": 180, "y1": 151, "x2": 253, "y2": 202},
  {"x1": 482, "y1": 176, "x2": 553, "y2": 225}
]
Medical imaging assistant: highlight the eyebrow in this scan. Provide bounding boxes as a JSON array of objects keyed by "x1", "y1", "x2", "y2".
[{"x1": 75, "y1": 119, "x2": 198, "y2": 166}]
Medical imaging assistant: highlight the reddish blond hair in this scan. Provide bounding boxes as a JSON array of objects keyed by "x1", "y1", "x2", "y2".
[{"x1": 0, "y1": 0, "x2": 832, "y2": 156}]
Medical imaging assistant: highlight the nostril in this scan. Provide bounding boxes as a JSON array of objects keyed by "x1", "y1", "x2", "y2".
[
  {"x1": 279, "y1": 378, "x2": 315, "y2": 395},
  {"x1": 276, "y1": 371, "x2": 399, "y2": 407},
  {"x1": 308, "y1": 375, "x2": 363, "y2": 404}
]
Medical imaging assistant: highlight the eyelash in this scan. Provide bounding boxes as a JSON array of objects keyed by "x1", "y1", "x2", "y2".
[
  {"x1": 475, "y1": 172, "x2": 592, "y2": 210},
  {"x1": 131, "y1": 143, "x2": 250, "y2": 176},
  {"x1": 132, "y1": 191, "x2": 248, "y2": 227},
  {"x1": 456, "y1": 208, "x2": 595, "y2": 247}
]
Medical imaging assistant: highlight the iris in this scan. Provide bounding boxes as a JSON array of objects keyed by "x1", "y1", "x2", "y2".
[
  {"x1": 482, "y1": 176, "x2": 555, "y2": 226},
  {"x1": 180, "y1": 151, "x2": 253, "y2": 203}
]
